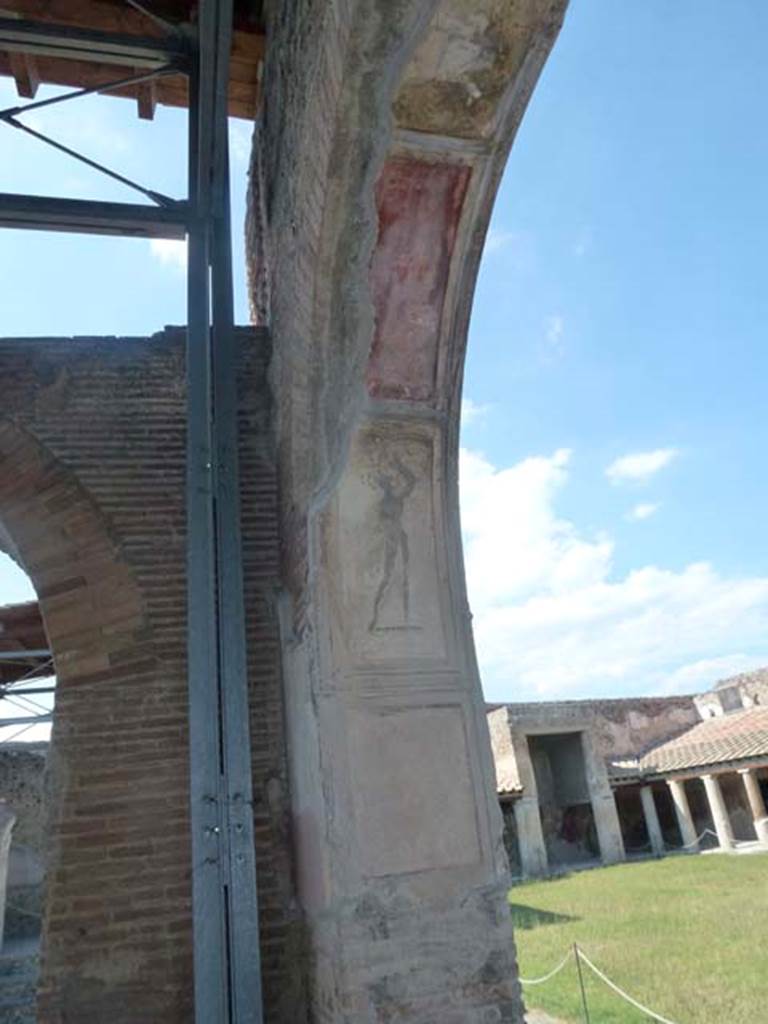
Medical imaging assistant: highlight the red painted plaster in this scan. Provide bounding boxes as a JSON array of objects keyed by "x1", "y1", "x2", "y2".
[{"x1": 367, "y1": 158, "x2": 470, "y2": 402}]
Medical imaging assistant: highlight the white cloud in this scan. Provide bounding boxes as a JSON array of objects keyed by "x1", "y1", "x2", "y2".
[
  {"x1": 573, "y1": 229, "x2": 592, "y2": 258},
  {"x1": 542, "y1": 314, "x2": 565, "y2": 361},
  {"x1": 0, "y1": 553, "x2": 35, "y2": 606},
  {"x1": 546, "y1": 315, "x2": 564, "y2": 343},
  {"x1": 460, "y1": 447, "x2": 768, "y2": 702},
  {"x1": 461, "y1": 398, "x2": 491, "y2": 427},
  {"x1": 606, "y1": 448, "x2": 679, "y2": 485},
  {"x1": 149, "y1": 238, "x2": 187, "y2": 271},
  {"x1": 484, "y1": 227, "x2": 518, "y2": 255},
  {"x1": 656, "y1": 655, "x2": 768, "y2": 695},
  {"x1": 627, "y1": 502, "x2": 660, "y2": 522},
  {"x1": 229, "y1": 121, "x2": 253, "y2": 164},
  {"x1": 26, "y1": 104, "x2": 130, "y2": 157}
]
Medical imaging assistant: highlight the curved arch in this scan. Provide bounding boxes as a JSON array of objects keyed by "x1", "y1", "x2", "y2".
[
  {"x1": 254, "y1": 2, "x2": 569, "y2": 1019},
  {"x1": 0, "y1": 419, "x2": 145, "y2": 684},
  {"x1": 0, "y1": 419, "x2": 188, "y2": 1022}
]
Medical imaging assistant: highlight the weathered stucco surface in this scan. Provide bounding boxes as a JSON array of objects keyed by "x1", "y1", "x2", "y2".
[
  {"x1": 251, "y1": 0, "x2": 569, "y2": 1018},
  {"x1": 500, "y1": 696, "x2": 700, "y2": 763},
  {"x1": 394, "y1": 0, "x2": 567, "y2": 139},
  {"x1": 368, "y1": 160, "x2": 470, "y2": 401}
]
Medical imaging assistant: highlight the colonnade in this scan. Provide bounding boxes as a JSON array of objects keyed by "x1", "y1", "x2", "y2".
[
  {"x1": 636, "y1": 768, "x2": 768, "y2": 854},
  {"x1": 509, "y1": 761, "x2": 768, "y2": 880}
]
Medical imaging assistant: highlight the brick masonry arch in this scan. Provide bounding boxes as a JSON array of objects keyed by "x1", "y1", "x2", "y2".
[
  {"x1": 0, "y1": 329, "x2": 300, "y2": 1024},
  {"x1": 0, "y1": 414, "x2": 194, "y2": 1023}
]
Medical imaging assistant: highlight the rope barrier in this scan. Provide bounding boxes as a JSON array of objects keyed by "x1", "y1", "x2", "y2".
[
  {"x1": 519, "y1": 944, "x2": 684, "y2": 1023},
  {"x1": 666, "y1": 827, "x2": 719, "y2": 851},
  {"x1": 577, "y1": 946, "x2": 681, "y2": 1024},
  {"x1": 518, "y1": 948, "x2": 573, "y2": 986}
]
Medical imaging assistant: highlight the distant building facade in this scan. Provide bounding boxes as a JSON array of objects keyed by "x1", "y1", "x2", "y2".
[{"x1": 488, "y1": 670, "x2": 768, "y2": 877}]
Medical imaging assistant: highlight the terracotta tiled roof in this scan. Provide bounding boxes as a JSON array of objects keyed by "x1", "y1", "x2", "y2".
[{"x1": 610, "y1": 707, "x2": 768, "y2": 778}]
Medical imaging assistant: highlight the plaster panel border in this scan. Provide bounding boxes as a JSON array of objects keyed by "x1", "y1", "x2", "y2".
[
  {"x1": 321, "y1": 415, "x2": 463, "y2": 676},
  {"x1": 320, "y1": 666, "x2": 466, "y2": 699},
  {"x1": 340, "y1": 693, "x2": 494, "y2": 880}
]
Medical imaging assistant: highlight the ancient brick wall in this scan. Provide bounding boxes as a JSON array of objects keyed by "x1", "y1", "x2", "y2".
[{"x1": 0, "y1": 330, "x2": 299, "y2": 1023}]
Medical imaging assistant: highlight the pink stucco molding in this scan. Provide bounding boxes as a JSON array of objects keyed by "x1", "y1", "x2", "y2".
[{"x1": 368, "y1": 157, "x2": 470, "y2": 402}]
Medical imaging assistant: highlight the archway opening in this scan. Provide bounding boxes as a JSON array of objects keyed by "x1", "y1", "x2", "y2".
[{"x1": 0, "y1": 551, "x2": 53, "y2": 1011}]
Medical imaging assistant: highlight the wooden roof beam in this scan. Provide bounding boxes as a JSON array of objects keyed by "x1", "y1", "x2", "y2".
[
  {"x1": 135, "y1": 70, "x2": 156, "y2": 119},
  {"x1": 8, "y1": 48, "x2": 38, "y2": 96}
]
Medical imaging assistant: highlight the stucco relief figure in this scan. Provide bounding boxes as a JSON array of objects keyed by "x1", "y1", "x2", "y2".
[{"x1": 367, "y1": 451, "x2": 417, "y2": 632}]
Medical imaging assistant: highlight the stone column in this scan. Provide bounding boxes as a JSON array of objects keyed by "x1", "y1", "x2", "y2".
[
  {"x1": 702, "y1": 773, "x2": 735, "y2": 850},
  {"x1": 667, "y1": 778, "x2": 698, "y2": 850},
  {"x1": 738, "y1": 768, "x2": 768, "y2": 844},
  {"x1": 0, "y1": 803, "x2": 16, "y2": 949},
  {"x1": 580, "y1": 734, "x2": 625, "y2": 864},
  {"x1": 591, "y1": 793, "x2": 627, "y2": 865},
  {"x1": 513, "y1": 797, "x2": 549, "y2": 879},
  {"x1": 639, "y1": 786, "x2": 665, "y2": 856},
  {"x1": 509, "y1": 732, "x2": 548, "y2": 878}
]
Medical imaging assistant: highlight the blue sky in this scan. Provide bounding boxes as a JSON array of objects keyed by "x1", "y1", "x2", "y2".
[
  {"x1": 3, "y1": 0, "x2": 768, "y2": 712},
  {"x1": 460, "y1": 0, "x2": 768, "y2": 700}
]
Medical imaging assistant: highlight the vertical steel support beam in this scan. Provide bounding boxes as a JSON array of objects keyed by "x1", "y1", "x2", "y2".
[
  {"x1": 211, "y1": 100, "x2": 264, "y2": 1024},
  {"x1": 186, "y1": 1, "x2": 263, "y2": 1020}
]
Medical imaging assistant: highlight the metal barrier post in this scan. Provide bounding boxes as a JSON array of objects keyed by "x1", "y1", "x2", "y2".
[{"x1": 574, "y1": 944, "x2": 591, "y2": 1024}]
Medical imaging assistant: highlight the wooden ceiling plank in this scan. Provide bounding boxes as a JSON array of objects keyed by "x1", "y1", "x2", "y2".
[
  {"x1": 0, "y1": 5, "x2": 263, "y2": 118},
  {"x1": 0, "y1": 0, "x2": 168, "y2": 40}
]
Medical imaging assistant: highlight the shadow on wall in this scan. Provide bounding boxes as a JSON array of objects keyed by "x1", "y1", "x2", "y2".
[{"x1": 508, "y1": 903, "x2": 578, "y2": 931}]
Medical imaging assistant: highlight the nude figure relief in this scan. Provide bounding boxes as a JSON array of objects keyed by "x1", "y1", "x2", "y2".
[{"x1": 366, "y1": 447, "x2": 420, "y2": 633}]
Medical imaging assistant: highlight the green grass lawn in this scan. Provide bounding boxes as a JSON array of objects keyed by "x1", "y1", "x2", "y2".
[{"x1": 511, "y1": 853, "x2": 768, "y2": 1023}]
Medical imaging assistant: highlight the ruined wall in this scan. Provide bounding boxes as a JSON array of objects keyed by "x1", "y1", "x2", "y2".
[
  {"x1": 487, "y1": 706, "x2": 522, "y2": 793},
  {"x1": 501, "y1": 696, "x2": 700, "y2": 764},
  {"x1": 0, "y1": 745, "x2": 46, "y2": 856},
  {"x1": 695, "y1": 668, "x2": 768, "y2": 717},
  {"x1": 0, "y1": 331, "x2": 299, "y2": 1023},
  {"x1": 0, "y1": 743, "x2": 46, "y2": 930}
]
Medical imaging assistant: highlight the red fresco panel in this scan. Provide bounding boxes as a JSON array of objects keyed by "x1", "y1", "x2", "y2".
[{"x1": 368, "y1": 158, "x2": 470, "y2": 401}]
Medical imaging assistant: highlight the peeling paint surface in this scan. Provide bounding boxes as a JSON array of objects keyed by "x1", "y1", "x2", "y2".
[{"x1": 368, "y1": 158, "x2": 470, "y2": 402}]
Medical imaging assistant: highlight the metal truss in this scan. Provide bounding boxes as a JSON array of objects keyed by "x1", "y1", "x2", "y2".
[
  {"x1": 0, "y1": 3, "x2": 263, "y2": 1021},
  {"x1": 0, "y1": 650, "x2": 55, "y2": 742}
]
